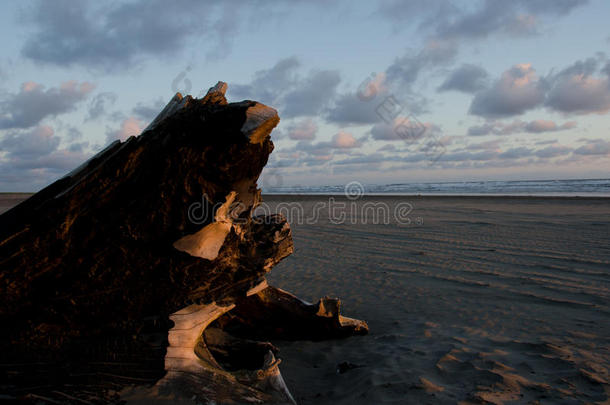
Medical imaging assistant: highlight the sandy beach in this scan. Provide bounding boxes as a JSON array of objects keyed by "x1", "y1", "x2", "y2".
[
  {"x1": 2, "y1": 194, "x2": 609, "y2": 404},
  {"x1": 259, "y1": 195, "x2": 610, "y2": 404},
  {"x1": 0, "y1": 194, "x2": 32, "y2": 216}
]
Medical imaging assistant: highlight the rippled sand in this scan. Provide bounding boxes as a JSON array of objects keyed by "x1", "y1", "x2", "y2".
[{"x1": 262, "y1": 195, "x2": 610, "y2": 404}]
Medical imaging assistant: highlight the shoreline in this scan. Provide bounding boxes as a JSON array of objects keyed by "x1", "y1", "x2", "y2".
[{"x1": 264, "y1": 193, "x2": 610, "y2": 199}]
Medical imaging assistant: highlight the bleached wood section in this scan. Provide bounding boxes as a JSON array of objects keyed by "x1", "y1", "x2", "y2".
[
  {"x1": 260, "y1": 351, "x2": 297, "y2": 405},
  {"x1": 172, "y1": 192, "x2": 237, "y2": 260},
  {"x1": 154, "y1": 280, "x2": 297, "y2": 404},
  {"x1": 164, "y1": 302, "x2": 235, "y2": 373},
  {"x1": 207, "y1": 81, "x2": 228, "y2": 95},
  {"x1": 247, "y1": 279, "x2": 268, "y2": 296},
  {"x1": 241, "y1": 104, "x2": 280, "y2": 144}
]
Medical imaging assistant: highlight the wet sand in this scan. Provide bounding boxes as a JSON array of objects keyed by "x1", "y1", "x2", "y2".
[
  {"x1": 261, "y1": 195, "x2": 610, "y2": 404},
  {"x1": 2, "y1": 194, "x2": 609, "y2": 404}
]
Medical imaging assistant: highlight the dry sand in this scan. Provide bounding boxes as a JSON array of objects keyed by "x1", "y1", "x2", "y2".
[
  {"x1": 2, "y1": 194, "x2": 609, "y2": 404},
  {"x1": 260, "y1": 195, "x2": 610, "y2": 405},
  {"x1": 0, "y1": 193, "x2": 32, "y2": 215}
]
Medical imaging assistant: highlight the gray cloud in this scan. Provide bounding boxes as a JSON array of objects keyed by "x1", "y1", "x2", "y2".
[
  {"x1": 386, "y1": 40, "x2": 458, "y2": 90},
  {"x1": 270, "y1": 137, "x2": 582, "y2": 173},
  {"x1": 66, "y1": 126, "x2": 83, "y2": 142},
  {"x1": 68, "y1": 141, "x2": 89, "y2": 153},
  {"x1": 534, "y1": 145, "x2": 572, "y2": 158},
  {"x1": 467, "y1": 123, "x2": 496, "y2": 136},
  {"x1": 524, "y1": 0, "x2": 589, "y2": 15},
  {"x1": 333, "y1": 153, "x2": 390, "y2": 165},
  {"x1": 230, "y1": 57, "x2": 340, "y2": 118},
  {"x1": 331, "y1": 151, "x2": 420, "y2": 169},
  {"x1": 295, "y1": 141, "x2": 332, "y2": 157},
  {"x1": 466, "y1": 139, "x2": 503, "y2": 151},
  {"x1": 132, "y1": 98, "x2": 167, "y2": 122},
  {"x1": 469, "y1": 56, "x2": 610, "y2": 118},
  {"x1": 286, "y1": 119, "x2": 317, "y2": 140},
  {"x1": 438, "y1": 64, "x2": 489, "y2": 93},
  {"x1": 0, "y1": 125, "x2": 59, "y2": 158},
  {"x1": 334, "y1": 141, "x2": 578, "y2": 170},
  {"x1": 436, "y1": 0, "x2": 587, "y2": 40},
  {"x1": 377, "y1": 144, "x2": 397, "y2": 152},
  {"x1": 437, "y1": 3, "x2": 535, "y2": 40},
  {"x1": 535, "y1": 139, "x2": 558, "y2": 145},
  {"x1": 438, "y1": 150, "x2": 500, "y2": 162},
  {"x1": 327, "y1": 40, "x2": 452, "y2": 127},
  {"x1": 302, "y1": 155, "x2": 333, "y2": 167},
  {"x1": 498, "y1": 147, "x2": 534, "y2": 159},
  {"x1": 376, "y1": 0, "x2": 450, "y2": 29},
  {"x1": 525, "y1": 120, "x2": 577, "y2": 133},
  {"x1": 370, "y1": 118, "x2": 438, "y2": 141},
  {"x1": 86, "y1": 92, "x2": 117, "y2": 121},
  {"x1": 21, "y1": 0, "x2": 195, "y2": 69},
  {"x1": 373, "y1": 0, "x2": 587, "y2": 123},
  {"x1": 230, "y1": 57, "x2": 300, "y2": 106},
  {"x1": 574, "y1": 139, "x2": 610, "y2": 155},
  {"x1": 326, "y1": 91, "x2": 388, "y2": 125},
  {"x1": 0, "y1": 125, "x2": 91, "y2": 188},
  {"x1": 296, "y1": 131, "x2": 361, "y2": 153},
  {"x1": 0, "y1": 81, "x2": 94, "y2": 129},
  {"x1": 378, "y1": 0, "x2": 587, "y2": 40},
  {"x1": 603, "y1": 61, "x2": 610, "y2": 76},
  {"x1": 281, "y1": 70, "x2": 341, "y2": 118},
  {"x1": 430, "y1": 141, "x2": 573, "y2": 164},
  {"x1": 12, "y1": 149, "x2": 89, "y2": 171},
  {"x1": 20, "y1": 0, "x2": 290, "y2": 70},
  {"x1": 273, "y1": 131, "x2": 363, "y2": 169},
  {"x1": 266, "y1": 159, "x2": 297, "y2": 169},
  {"x1": 469, "y1": 64, "x2": 546, "y2": 118},
  {"x1": 327, "y1": 85, "x2": 428, "y2": 126},
  {"x1": 468, "y1": 119, "x2": 577, "y2": 136},
  {"x1": 373, "y1": 1, "x2": 588, "y2": 123},
  {"x1": 545, "y1": 57, "x2": 610, "y2": 114}
]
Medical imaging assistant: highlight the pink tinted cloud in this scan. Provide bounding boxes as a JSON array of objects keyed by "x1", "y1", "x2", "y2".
[
  {"x1": 332, "y1": 131, "x2": 359, "y2": 148},
  {"x1": 106, "y1": 117, "x2": 144, "y2": 143},
  {"x1": 287, "y1": 119, "x2": 317, "y2": 140}
]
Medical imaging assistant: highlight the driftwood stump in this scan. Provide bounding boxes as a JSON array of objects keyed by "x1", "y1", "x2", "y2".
[{"x1": 0, "y1": 82, "x2": 367, "y2": 404}]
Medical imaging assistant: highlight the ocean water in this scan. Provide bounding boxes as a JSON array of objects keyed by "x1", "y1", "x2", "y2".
[{"x1": 263, "y1": 178, "x2": 610, "y2": 197}]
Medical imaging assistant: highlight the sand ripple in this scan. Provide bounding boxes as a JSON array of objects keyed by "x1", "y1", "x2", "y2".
[{"x1": 264, "y1": 196, "x2": 610, "y2": 404}]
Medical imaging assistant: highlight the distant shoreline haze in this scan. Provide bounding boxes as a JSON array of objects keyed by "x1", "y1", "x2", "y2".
[
  {"x1": 261, "y1": 178, "x2": 610, "y2": 197},
  {"x1": 2, "y1": 178, "x2": 610, "y2": 197},
  {"x1": 0, "y1": 179, "x2": 610, "y2": 198}
]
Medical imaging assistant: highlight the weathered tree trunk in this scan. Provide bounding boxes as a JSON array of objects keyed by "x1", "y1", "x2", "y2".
[{"x1": 0, "y1": 82, "x2": 367, "y2": 404}]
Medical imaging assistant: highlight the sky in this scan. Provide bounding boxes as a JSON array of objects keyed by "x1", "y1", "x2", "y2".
[{"x1": 0, "y1": 0, "x2": 609, "y2": 192}]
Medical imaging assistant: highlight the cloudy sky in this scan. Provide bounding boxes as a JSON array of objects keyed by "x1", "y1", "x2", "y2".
[{"x1": 0, "y1": 0, "x2": 609, "y2": 191}]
